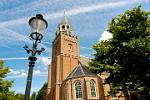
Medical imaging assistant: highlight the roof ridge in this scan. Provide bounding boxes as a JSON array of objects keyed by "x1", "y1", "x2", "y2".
[
  {"x1": 65, "y1": 63, "x2": 97, "y2": 80},
  {"x1": 67, "y1": 65, "x2": 78, "y2": 79},
  {"x1": 79, "y1": 65, "x2": 86, "y2": 76}
]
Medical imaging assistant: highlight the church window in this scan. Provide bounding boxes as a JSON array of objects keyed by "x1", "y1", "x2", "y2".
[
  {"x1": 74, "y1": 80, "x2": 82, "y2": 98},
  {"x1": 68, "y1": 44, "x2": 73, "y2": 52},
  {"x1": 90, "y1": 80, "x2": 96, "y2": 97}
]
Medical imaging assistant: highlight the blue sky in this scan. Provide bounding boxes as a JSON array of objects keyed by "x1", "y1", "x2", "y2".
[{"x1": 0, "y1": 0, "x2": 149, "y2": 94}]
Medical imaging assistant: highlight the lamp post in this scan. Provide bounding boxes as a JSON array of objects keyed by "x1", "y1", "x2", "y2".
[{"x1": 24, "y1": 14, "x2": 48, "y2": 100}]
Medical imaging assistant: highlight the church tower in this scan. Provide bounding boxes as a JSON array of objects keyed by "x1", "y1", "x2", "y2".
[
  {"x1": 47, "y1": 15, "x2": 80, "y2": 100},
  {"x1": 46, "y1": 15, "x2": 106, "y2": 100}
]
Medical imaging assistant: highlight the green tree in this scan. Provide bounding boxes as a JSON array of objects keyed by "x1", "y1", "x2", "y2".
[
  {"x1": 30, "y1": 92, "x2": 37, "y2": 100},
  {"x1": 30, "y1": 83, "x2": 47, "y2": 100},
  {"x1": 0, "y1": 60, "x2": 14, "y2": 100},
  {"x1": 14, "y1": 93, "x2": 24, "y2": 100},
  {"x1": 36, "y1": 83, "x2": 47, "y2": 100},
  {"x1": 89, "y1": 6, "x2": 150, "y2": 100}
]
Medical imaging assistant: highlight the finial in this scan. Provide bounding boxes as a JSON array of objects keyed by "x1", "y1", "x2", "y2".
[
  {"x1": 36, "y1": 14, "x2": 43, "y2": 19},
  {"x1": 60, "y1": 9, "x2": 68, "y2": 24},
  {"x1": 64, "y1": 9, "x2": 66, "y2": 18},
  {"x1": 63, "y1": 9, "x2": 67, "y2": 22}
]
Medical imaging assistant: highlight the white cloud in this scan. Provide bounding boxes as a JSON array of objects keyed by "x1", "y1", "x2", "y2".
[
  {"x1": 33, "y1": 70, "x2": 47, "y2": 76},
  {"x1": 7, "y1": 68, "x2": 48, "y2": 79},
  {"x1": 7, "y1": 68, "x2": 27, "y2": 79},
  {"x1": 10, "y1": 68, "x2": 20, "y2": 75},
  {"x1": 20, "y1": 72, "x2": 27, "y2": 77},
  {"x1": 0, "y1": 17, "x2": 28, "y2": 27},
  {"x1": 0, "y1": 27, "x2": 51, "y2": 53},
  {"x1": 41, "y1": 57, "x2": 51, "y2": 66},
  {"x1": 1, "y1": 57, "x2": 28, "y2": 61},
  {"x1": 0, "y1": 0, "x2": 64, "y2": 15},
  {"x1": 1, "y1": 56, "x2": 51, "y2": 60},
  {"x1": 64, "y1": 1, "x2": 136, "y2": 16},
  {"x1": 36, "y1": 57, "x2": 51, "y2": 67},
  {"x1": 0, "y1": 0, "x2": 143, "y2": 27},
  {"x1": 0, "y1": 27, "x2": 30, "y2": 45},
  {"x1": 33, "y1": 70, "x2": 41, "y2": 75},
  {"x1": 99, "y1": 31, "x2": 112, "y2": 42},
  {"x1": 80, "y1": 46, "x2": 92, "y2": 50},
  {"x1": 80, "y1": 54, "x2": 93, "y2": 58},
  {"x1": 2, "y1": 57, "x2": 50, "y2": 79},
  {"x1": 45, "y1": 0, "x2": 142, "y2": 20}
]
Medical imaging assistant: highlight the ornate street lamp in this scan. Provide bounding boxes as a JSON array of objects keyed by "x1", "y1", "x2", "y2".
[{"x1": 24, "y1": 14, "x2": 48, "y2": 100}]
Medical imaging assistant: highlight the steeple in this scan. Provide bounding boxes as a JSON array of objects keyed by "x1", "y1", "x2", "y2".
[
  {"x1": 60, "y1": 11, "x2": 69, "y2": 24},
  {"x1": 56, "y1": 11, "x2": 72, "y2": 35},
  {"x1": 47, "y1": 10, "x2": 80, "y2": 100}
]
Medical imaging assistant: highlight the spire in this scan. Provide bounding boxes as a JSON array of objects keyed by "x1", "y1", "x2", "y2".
[
  {"x1": 56, "y1": 10, "x2": 72, "y2": 34},
  {"x1": 60, "y1": 10, "x2": 69, "y2": 25}
]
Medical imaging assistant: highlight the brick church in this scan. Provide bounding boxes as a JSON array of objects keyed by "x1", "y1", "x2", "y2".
[{"x1": 46, "y1": 16, "x2": 125, "y2": 100}]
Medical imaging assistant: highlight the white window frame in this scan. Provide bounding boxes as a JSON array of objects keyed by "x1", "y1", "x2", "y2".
[{"x1": 74, "y1": 80, "x2": 82, "y2": 99}]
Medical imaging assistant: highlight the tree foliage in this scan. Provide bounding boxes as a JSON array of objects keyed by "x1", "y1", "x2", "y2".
[
  {"x1": 0, "y1": 60, "x2": 14, "y2": 100},
  {"x1": 30, "y1": 83, "x2": 48, "y2": 100},
  {"x1": 0, "y1": 60, "x2": 24, "y2": 100},
  {"x1": 89, "y1": 6, "x2": 150, "y2": 98},
  {"x1": 30, "y1": 92, "x2": 37, "y2": 100},
  {"x1": 14, "y1": 93, "x2": 24, "y2": 100}
]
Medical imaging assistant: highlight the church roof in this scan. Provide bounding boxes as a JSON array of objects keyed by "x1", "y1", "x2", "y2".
[
  {"x1": 60, "y1": 15, "x2": 69, "y2": 25},
  {"x1": 80, "y1": 56, "x2": 90, "y2": 66},
  {"x1": 66, "y1": 63, "x2": 97, "y2": 79}
]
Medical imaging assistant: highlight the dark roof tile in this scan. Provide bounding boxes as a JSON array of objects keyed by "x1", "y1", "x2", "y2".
[{"x1": 66, "y1": 63, "x2": 96, "y2": 79}]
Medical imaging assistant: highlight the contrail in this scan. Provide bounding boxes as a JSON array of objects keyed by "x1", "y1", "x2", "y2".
[
  {"x1": 0, "y1": 0, "x2": 144, "y2": 27},
  {"x1": 0, "y1": 55, "x2": 92, "y2": 61},
  {"x1": 0, "y1": 57, "x2": 51, "y2": 61}
]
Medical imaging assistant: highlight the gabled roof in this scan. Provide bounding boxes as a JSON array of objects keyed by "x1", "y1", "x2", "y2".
[{"x1": 66, "y1": 63, "x2": 96, "y2": 79}]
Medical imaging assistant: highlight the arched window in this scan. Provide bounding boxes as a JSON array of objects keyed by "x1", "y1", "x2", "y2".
[
  {"x1": 67, "y1": 25, "x2": 70, "y2": 29},
  {"x1": 62, "y1": 25, "x2": 65, "y2": 31},
  {"x1": 74, "y1": 80, "x2": 82, "y2": 98},
  {"x1": 90, "y1": 80, "x2": 96, "y2": 97}
]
